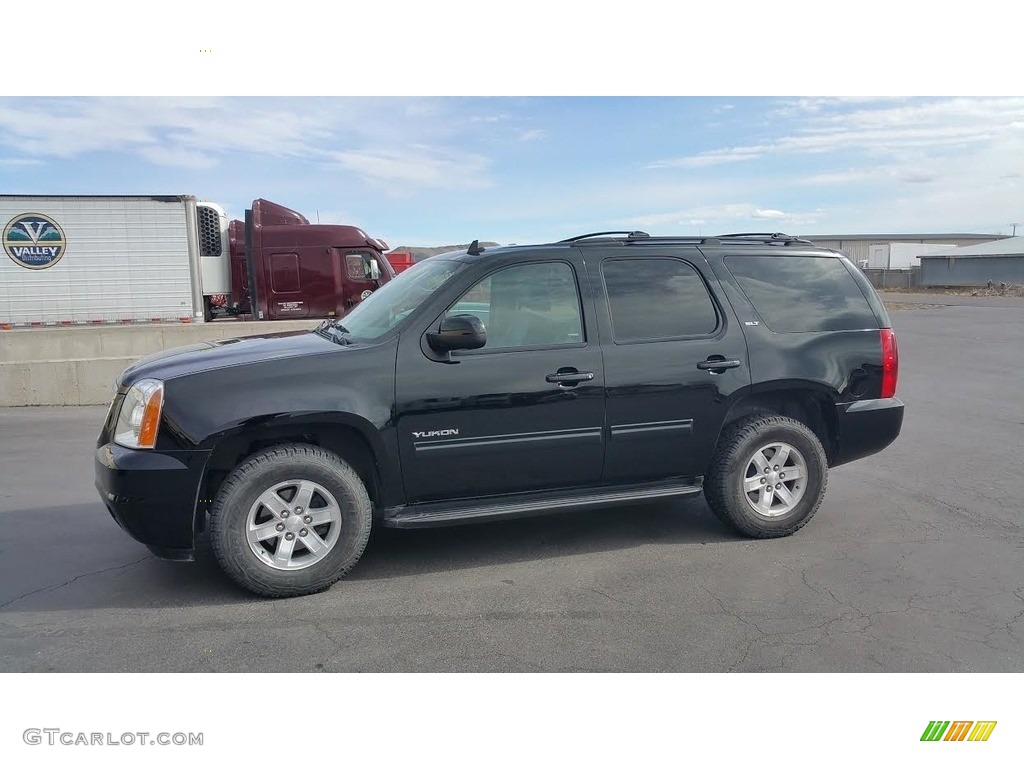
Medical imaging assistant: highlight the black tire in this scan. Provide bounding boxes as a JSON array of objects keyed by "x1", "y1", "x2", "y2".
[
  {"x1": 704, "y1": 414, "x2": 828, "y2": 538},
  {"x1": 209, "y1": 443, "x2": 372, "y2": 598},
  {"x1": 202, "y1": 297, "x2": 214, "y2": 323}
]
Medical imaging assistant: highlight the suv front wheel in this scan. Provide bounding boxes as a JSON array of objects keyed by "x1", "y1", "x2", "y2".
[
  {"x1": 209, "y1": 443, "x2": 373, "y2": 598},
  {"x1": 704, "y1": 414, "x2": 828, "y2": 538}
]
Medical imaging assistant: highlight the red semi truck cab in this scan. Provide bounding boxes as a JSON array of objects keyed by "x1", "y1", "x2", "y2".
[{"x1": 225, "y1": 199, "x2": 395, "y2": 321}]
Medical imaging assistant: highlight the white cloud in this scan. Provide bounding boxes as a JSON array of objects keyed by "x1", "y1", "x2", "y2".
[
  {"x1": 649, "y1": 97, "x2": 1024, "y2": 168},
  {"x1": 620, "y1": 203, "x2": 823, "y2": 230},
  {"x1": 518, "y1": 128, "x2": 546, "y2": 142},
  {"x1": 647, "y1": 146, "x2": 767, "y2": 168},
  {"x1": 0, "y1": 98, "x2": 328, "y2": 160},
  {"x1": 136, "y1": 145, "x2": 218, "y2": 169},
  {"x1": 331, "y1": 145, "x2": 491, "y2": 190},
  {"x1": 0, "y1": 157, "x2": 43, "y2": 166},
  {"x1": 794, "y1": 169, "x2": 874, "y2": 186},
  {"x1": 898, "y1": 169, "x2": 937, "y2": 184},
  {"x1": 0, "y1": 97, "x2": 495, "y2": 191}
]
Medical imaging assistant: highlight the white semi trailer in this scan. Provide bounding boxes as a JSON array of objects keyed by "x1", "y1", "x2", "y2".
[
  {"x1": 866, "y1": 241, "x2": 959, "y2": 270},
  {"x1": 0, "y1": 195, "x2": 229, "y2": 326}
]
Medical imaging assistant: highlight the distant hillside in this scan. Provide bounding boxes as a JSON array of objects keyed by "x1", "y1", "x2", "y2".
[{"x1": 390, "y1": 242, "x2": 500, "y2": 261}]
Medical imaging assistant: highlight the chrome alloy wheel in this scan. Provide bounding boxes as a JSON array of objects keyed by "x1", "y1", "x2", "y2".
[
  {"x1": 741, "y1": 441, "x2": 807, "y2": 517},
  {"x1": 246, "y1": 480, "x2": 343, "y2": 571}
]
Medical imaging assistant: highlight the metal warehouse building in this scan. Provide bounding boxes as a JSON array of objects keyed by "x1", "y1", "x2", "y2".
[
  {"x1": 919, "y1": 237, "x2": 1024, "y2": 287},
  {"x1": 802, "y1": 234, "x2": 1006, "y2": 264}
]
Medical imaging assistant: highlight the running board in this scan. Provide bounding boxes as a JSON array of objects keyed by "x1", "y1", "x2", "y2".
[{"x1": 383, "y1": 479, "x2": 703, "y2": 529}]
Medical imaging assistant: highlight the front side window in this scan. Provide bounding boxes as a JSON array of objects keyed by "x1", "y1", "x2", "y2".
[
  {"x1": 446, "y1": 261, "x2": 584, "y2": 350},
  {"x1": 602, "y1": 257, "x2": 719, "y2": 343}
]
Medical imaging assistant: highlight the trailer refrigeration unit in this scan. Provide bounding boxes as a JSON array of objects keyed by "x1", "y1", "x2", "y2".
[{"x1": 0, "y1": 195, "x2": 394, "y2": 327}]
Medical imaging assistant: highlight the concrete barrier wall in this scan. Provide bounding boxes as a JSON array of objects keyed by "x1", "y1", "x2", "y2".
[{"x1": 1, "y1": 320, "x2": 320, "y2": 406}]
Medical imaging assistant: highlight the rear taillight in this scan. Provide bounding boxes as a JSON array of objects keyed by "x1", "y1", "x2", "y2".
[{"x1": 880, "y1": 328, "x2": 898, "y2": 398}]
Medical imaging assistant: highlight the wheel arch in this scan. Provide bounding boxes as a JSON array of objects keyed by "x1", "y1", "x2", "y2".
[
  {"x1": 715, "y1": 381, "x2": 840, "y2": 466},
  {"x1": 195, "y1": 412, "x2": 393, "y2": 533}
]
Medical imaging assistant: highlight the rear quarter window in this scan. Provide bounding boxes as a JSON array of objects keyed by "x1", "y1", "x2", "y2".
[{"x1": 724, "y1": 255, "x2": 878, "y2": 333}]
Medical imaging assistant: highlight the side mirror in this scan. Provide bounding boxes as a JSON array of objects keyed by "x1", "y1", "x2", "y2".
[
  {"x1": 369, "y1": 258, "x2": 381, "y2": 281},
  {"x1": 427, "y1": 314, "x2": 486, "y2": 352}
]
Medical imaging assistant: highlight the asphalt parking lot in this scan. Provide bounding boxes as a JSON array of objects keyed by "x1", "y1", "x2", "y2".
[{"x1": 1, "y1": 296, "x2": 1023, "y2": 672}]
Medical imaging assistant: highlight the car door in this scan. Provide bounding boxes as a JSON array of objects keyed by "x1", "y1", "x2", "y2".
[
  {"x1": 590, "y1": 247, "x2": 751, "y2": 483},
  {"x1": 395, "y1": 250, "x2": 606, "y2": 503}
]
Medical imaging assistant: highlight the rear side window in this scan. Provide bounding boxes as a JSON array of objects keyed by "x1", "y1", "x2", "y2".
[
  {"x1": 725, "y1": 255, "x2": 877, "y2": 333},
  {"x1": 602, "y1": 257, "x2": 719, "y2": 343}
]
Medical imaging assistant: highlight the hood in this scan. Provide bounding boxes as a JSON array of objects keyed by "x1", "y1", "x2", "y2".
[{"x1": 118, "y1": 329, "x2": 342, "y2": 388}]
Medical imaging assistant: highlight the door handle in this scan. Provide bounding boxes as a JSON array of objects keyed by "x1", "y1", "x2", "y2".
[
  {"x1": 697, "y1": 356, "x2": 741, "y2": 372},
  {"x1": 546, "y1": 368, "x2": 595, "y2": 386}
]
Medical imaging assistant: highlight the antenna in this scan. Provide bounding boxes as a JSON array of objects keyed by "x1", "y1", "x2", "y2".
[
  {"x1": 316, "y1": 210, "x2": 320, "y2": 224},
  {"x1": 1011, "y1": 223, "x2": 1019, "y2": 236},
  {"x1": 467, "y1": 239, "x2": 485, "y2": 255}
]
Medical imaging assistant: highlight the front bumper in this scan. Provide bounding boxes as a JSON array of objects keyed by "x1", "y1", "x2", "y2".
[
  {"x1": 94, "y1": 443, "x2": 211, "y2": 561},
  {"x1": 832, "y1": 397, "x2": 905, "y2": 467}
]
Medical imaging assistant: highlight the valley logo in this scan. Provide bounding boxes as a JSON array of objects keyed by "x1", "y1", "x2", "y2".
[{"x1": 4, "y1": 213, "x2": 67, "y2": 269}]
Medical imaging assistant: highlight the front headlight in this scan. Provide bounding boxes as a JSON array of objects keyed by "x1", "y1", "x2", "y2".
[{"x1": 114, "y1": 379, "x2": 164, "y2": 449}]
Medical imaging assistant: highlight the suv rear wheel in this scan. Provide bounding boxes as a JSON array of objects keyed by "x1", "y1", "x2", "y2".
[
  {"x1": 705, "y1": 414, "x2": 827, "y2": 538},
  {"x1": 209, "y1": 443, "x2": 372, "y2": 598}
]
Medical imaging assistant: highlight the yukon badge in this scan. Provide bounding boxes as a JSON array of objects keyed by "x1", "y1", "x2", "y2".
[{"x1": 412, "y1": 429, "x2": 460, "y2": 438}]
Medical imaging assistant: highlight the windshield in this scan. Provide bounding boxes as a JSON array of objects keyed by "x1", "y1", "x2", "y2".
[{"x1": 336, "y1": 259, "x2": 464, "y2": 340}]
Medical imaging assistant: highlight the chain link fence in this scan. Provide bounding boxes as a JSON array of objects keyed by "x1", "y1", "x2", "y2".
[{"x1": 860, "y1": 268, "x2": 922, "y2": 291}]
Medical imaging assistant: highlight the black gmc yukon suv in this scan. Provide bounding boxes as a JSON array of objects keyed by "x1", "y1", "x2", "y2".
[{"x1": 96, "y1": 232, "x2": 903, "y2": 597}]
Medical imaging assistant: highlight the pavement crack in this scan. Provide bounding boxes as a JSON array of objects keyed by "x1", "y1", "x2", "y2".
[
  {"x1": 699, "y1": 585, "x2": 767, "y2": 638},
  {"x1": 0, "y1": 555, "x2": 153, "y2": 610},
  {"x1": 727, "y1": 639, "x2": 757, "y2": 672},
  {"x1": 994, "y1": 586, "x2": 1024, "y2": 640},
  {"x1": 588, "y1": 587, "x2": 628, "y2": 607},
  {"x1": 308, "y1": 622, "x2": 346, "y2": 657},
  {"x1": 800, "y1": 568, "x2": 843, "y2": 606},
  {"x1": 700, "y1": 584, "x2": 769, "y2": 671}
]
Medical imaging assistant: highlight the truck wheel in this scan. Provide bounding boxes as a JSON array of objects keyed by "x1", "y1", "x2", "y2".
[
  {"x1": 209, "y1": 444, "x2": 372, "y2": 598},
  {"x1": 203, "y1": 297, "x2": 214, "y2": 323},
  {"x1": 704, "y1": 415, "x2": 827, "y2": 538}
]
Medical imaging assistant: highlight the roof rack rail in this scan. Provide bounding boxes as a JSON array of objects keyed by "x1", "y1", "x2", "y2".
[
  {"x1": 558, "y1": 230, "x2": 650, "y2": 243},
  {"x1": 713, "y1": 232, "x2": 815, "y2": 245}
]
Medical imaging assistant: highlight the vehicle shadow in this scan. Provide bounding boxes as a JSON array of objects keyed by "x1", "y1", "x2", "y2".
[
  {"x1": 351, "y1": 498, "x2": 733, "y2": 582},
  {"x1": 0, "y1": 496, "x2": 738, "y2": 613}
]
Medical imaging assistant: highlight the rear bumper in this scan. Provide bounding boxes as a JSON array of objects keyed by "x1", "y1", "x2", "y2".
[
  {"x1": 94, "y1": 443, "x2": 210, "y2": 560},
  {"x1": 832, "y1": 397, "x2": 904, "y2": 467}
]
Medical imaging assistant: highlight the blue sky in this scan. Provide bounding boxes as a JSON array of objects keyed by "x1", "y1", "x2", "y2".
[{"x1": 1, "y1": 97, "x2": 1022, "y2": 246}]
